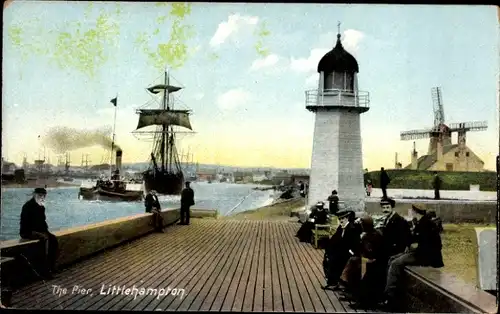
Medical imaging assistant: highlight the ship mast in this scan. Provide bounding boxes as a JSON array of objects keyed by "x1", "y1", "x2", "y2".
[{"x1": 160, "y1": 70, "x2": 170, "y2": 173}]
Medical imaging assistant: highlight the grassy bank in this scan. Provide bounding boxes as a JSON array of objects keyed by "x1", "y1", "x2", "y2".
[
  {"x1": 229, "y1": 198, "x2": 305, "y2": 220},
  {"x1": 365, "y1": 169, "x2": 496, "y2": 191},
  {"x1": 231, "y1": 199, "x2": 488, "y2": 285}
]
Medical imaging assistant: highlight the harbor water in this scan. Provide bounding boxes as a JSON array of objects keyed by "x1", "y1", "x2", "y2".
[{"x1": 0, "y1": 182, "x2": 278, "y2": 241}]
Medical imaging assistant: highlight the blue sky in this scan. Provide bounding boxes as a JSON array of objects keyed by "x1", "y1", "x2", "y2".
[{"x1": 2, "y1": 2, "x2": 498, "y2": 170}]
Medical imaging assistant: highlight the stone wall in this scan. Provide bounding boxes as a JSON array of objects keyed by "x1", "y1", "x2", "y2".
[{"x1": 364, "y1": 199, "x2": 496, "y2": 224}]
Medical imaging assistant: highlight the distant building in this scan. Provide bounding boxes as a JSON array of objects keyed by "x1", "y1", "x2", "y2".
[
  {"x1": 234, "y1": 171, "x2": 253, "y2": 183},
  {"x1": 405, "y1": 143, "x2": 485, "y2": 172},
  {"x1": 1, "y1": 158, "x2": 17, "y2": 174},
  {"x1": 197, "y1": 169, "x2": 216, "y2": 181},
  {"x1": 272, "y1": 171, "x2": 293, "y2": 185},
  {"x1": 291, "y1": 174, "x2": 309, "y2": 185}
]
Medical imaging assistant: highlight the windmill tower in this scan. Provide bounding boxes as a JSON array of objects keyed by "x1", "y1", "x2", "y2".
[
  {"x1": 400, "y1": 87, "x2": 487, "y2": 170},
  {"x1": 305, "y1": 23, "x2": 370, "y2": 212}
]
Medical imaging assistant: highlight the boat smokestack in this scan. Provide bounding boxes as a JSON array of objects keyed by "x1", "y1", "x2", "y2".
[{"x1": 116, "y1": 149, "x2": 123, "y2": 173}]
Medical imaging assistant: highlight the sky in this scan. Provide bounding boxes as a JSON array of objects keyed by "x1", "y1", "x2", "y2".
[{"x1": 2, "y1": 2, "x2": 499, "y2": 171}]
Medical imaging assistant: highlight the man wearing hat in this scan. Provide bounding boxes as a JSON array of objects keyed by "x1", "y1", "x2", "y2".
[
  {"x1": 19, "y1": 188, "x2": 59, "y2": 279},
  {"x1": 322, "y1": 209, "x2": 360, "y2": 291},
  {"x1": 378, "y1": 198, "x2": 412, "y2": 258},
  {"x1": 145, "y1": 190, "x2": 164, "y2": 232},
  {"x1": 382, "y1": 203, "x2": 444, "y2": 311},
  {"x1": 296, "y1": 201, "x2": 328, "y2": 242},
  {"x1": 180, "y1": 181, "x2": 195, "y2": 225}
]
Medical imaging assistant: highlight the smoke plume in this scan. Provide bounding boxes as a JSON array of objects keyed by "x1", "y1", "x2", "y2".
[{"x1": 42, "y1": 126, "x2": 121, "y2": 153}]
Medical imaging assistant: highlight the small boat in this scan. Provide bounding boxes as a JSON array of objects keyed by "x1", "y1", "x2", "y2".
[{"x1": 78, "y1": 150, "x2": 144, "y2": 202}]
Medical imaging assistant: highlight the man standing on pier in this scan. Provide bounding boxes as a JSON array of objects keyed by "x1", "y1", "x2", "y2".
[
  {"x1": 19, "y1": 188, "x2": 58, "y2": 279},
  {"x1": 145, "y1": 190, "x2": 164, "y2": 232},
  {"x1": 432, "y1": 172, "x2": 442, "y2": 200},
  {"x1": 180, "y1": 181, "x2": 195, "y2": 225},
  {"x1": 380, "y1": 167, "x2": 391, "y2": 200}
]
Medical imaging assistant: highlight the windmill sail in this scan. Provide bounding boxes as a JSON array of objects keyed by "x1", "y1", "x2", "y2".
[{"x1": 135, "y1": 109, "x2": 192, "y2": 130}]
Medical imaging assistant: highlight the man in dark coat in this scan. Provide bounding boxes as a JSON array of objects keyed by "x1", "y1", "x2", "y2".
[
  {"x1": 322, "y1": 210, "x2": 360, "y2": 291},
  {"x1": 19, "y1": 188, "x2": 58, "y2": 279},
  {"x1": 296, "y1": 201, "x2": 328, "y2": 242},
  {"x1": 327, "y1": 190, "x2": 339, "y2": 215},
  {"x1": 382, "y1": 203, "x2": 444, "y2": 311},
  {"x1": 432, "y1": 172, "x2": 442, "y2": 200},
  {"x1": 299, "y1": 181, "x2": 306, "y2": 198},
  {"x1": 378, "y1": 198, "x2": 412, "y2": 258},
  {"x1": 350, "y1": 215, "x2": 387, "y2": 309},
  {"x1": 180, "y1": 181, "x2": 195, "y2": 225},
  {"x1": 145, "y1": 190, "x2": 164, "y2": 232},
  {"x1": 380, "y1": 167, "x2": 390, "y2": 200}
]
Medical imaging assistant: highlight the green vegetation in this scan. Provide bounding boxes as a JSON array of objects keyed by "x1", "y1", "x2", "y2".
[
  {"x1": 229, "y1": 198, "x2": 305, "y2": 220},
  {"x1": 7, "y1": 2, "x2": 273, "y2": 76},
  {"x1": 440, "y1": 223, "x2": 493, "y2": 285},
  {"x1": 364, "y1": 169, "x2": 496, "y2": 191}
]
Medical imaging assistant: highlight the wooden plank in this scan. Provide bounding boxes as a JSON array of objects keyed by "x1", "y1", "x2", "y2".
[
  {"x1": 175, "y1": 220, "x2": 251, "y2": 311},
  {"x1": 146, "y1": 220, "x2": 243, "y2": 311},
  {"x1": 227, "y1": 221, "x2": 259, "y2": 312},
  {"x1": 219, "y1": 220, "x2": 259, "y2": 311},
  {"x1": 12, "y1": 223, "x2": 189, "y2": 305},
  {"x1": 48, "y1": 221, "x2": 209, "y2": 310},
  {"x1": 278, "y1": 221, "x2": 325, "y2": 312},
  {"x1": 262, "y1": 221, "x2": 274, "y2": 312},
  {"x1": 198, "y1": 220, "x2": 252, "y2": 311},
  {"x1": 283, "y1": 222, "x2": 339, "y2": 312},
  {"x1": 180, "y1": 221, "x2": 252, "y2": 311},
  {"x1": 269, "y1": 220, "x2": 285, "y2": 312},
  {"x1": 241, "y1": 221, "x2": 262, "y2": 312},
  {"x1": 272, "y1": 221, "x2": 294, "y2": 312},
  {"x1": 131, "y1": 220, "x2": 233, "y2": 311},
  {"x1": 85, "y1": 220, "x2": 213, "y2": 311},
  {"x1": 17, "y1": 228, "x2": 175, "y2": 309},
  {"x1": 277, "y1": 222, "x2": 315, "y2": 312}
]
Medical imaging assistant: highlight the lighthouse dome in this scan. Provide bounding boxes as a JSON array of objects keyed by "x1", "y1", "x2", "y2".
[{"x1": 317, "y1": 34, "x2": 359, "y2": 73}]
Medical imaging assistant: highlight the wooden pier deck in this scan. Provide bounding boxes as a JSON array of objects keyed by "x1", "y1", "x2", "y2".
[{"x1": 9, "y1": 219, "x2": 371, "y2": 312}]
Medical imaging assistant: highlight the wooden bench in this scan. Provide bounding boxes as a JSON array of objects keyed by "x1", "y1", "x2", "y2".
[{"x1": 404, "y1": 266, "x2": 498, "y2": 313}]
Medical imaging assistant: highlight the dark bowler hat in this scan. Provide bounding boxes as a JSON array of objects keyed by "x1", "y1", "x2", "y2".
[
  {"x1": 411, "y1": 203, "x2": 427, "y2": 215},
  {"x1": 336, "y1": 210, "x2": 354, "y2": 219},
  {"x1": 380, "y1": 198, "x2": 396, "y2": 207},
  {"x1": 33, "y1": 187, "x2": 47, "y2": 195}
]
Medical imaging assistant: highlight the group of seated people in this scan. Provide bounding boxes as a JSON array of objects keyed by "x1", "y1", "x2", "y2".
[{"x1": 297, "y1": 198, "x2": 444, "y2": 311}]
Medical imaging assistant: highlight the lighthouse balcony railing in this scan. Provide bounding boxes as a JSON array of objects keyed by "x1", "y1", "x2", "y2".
[{"x1": 305, "y1": 89, "x2": 370, "y2": 109}]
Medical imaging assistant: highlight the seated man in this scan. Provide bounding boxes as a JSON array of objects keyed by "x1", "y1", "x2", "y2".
[
  {"x1": 20, "y1": 188, "x2": 59, "y2": 279},
  {"x1": 322, "y1": 210, "x2": 360, "y2": 291},
  {"x1": 381, "y1": 203, "x2": 444, "y2": 311},
  {"x1": 144, "y1": 190, "x2": 164, "y2": 233},
  {"x1": 350, "y1": 215, "x2": 386, "y2": 309},
  {"x1": 295, "y1": 201, "x2": 328, "y2": 242}
]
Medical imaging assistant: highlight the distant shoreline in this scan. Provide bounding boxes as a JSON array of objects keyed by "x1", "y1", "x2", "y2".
[{"x1": 1, "y1": 181, "x2": 80, "y2": 189}]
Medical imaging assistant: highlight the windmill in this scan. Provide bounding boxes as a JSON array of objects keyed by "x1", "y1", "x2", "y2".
[{"x1": 400, "y1": 87, "x2": 488, "y2": 160}]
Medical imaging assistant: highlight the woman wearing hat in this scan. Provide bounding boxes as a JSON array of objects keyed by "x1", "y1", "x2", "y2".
[
  {"x1": 295, "y1": 201, "x2": 328, "y2": 242},
  {"x1": 322, "y1": 209, "x2": 360, "y2": 291},
  {"x1": 382, "y1": 203, "x2": 444, "y2": 311}
]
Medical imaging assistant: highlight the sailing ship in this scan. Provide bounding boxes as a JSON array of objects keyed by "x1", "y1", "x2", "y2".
[
  {"x1": 133, "y1": 70, "x2": 193, "y2": 195},
  {"x1": 78, "y1": 97, "x2": 144, "y2": 202}
]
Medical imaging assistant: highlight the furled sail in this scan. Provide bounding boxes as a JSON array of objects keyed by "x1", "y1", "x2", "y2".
[
  {"x1": 147, "y1": 84, "x2": 182, "y2": 94},
  {"x1": 136, "y1": 109, "x2": 192, "y2": 130}
]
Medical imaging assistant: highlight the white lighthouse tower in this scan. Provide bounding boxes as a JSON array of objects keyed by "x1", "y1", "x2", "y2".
[{"x1": 305, "y1": 26, "x2": 370, "y2": 212}]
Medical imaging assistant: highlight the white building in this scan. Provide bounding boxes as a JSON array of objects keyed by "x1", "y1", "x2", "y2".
[{"x1": 305, "y1": 29, "x2": 370, "y2": 212}]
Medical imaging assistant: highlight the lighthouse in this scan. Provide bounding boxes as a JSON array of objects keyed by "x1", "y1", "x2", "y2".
[{"x1": 305, "y1": 26, "x2": 370, "y2": 212}]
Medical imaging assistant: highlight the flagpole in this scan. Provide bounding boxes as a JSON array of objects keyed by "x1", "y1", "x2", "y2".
[{"x1": 110, "y1": 95, "x2": 118, "y2": 177}]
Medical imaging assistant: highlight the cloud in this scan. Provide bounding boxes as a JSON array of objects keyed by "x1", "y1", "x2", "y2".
[
  {"x1": 289, "y1": 48, "x2": 329, "y2": 73},
  {"x1": 305, "y1": 73, "x2": 318, "y2": 88},
  {"x1": 193, "y1": 93, "x2": 205, "y2": 100},
  {"x1": 249, "y1": 54, "x2": 280, "y2": 71},
  {"x1": 290, "y1": 29, "x2": 365, "y2": 75},
  {"x1": 217, "y1": 88, "x2": 252, "y2": 111},
  {"x1": 210, "y1": 14, "x2": 259, "y2": 47}
]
